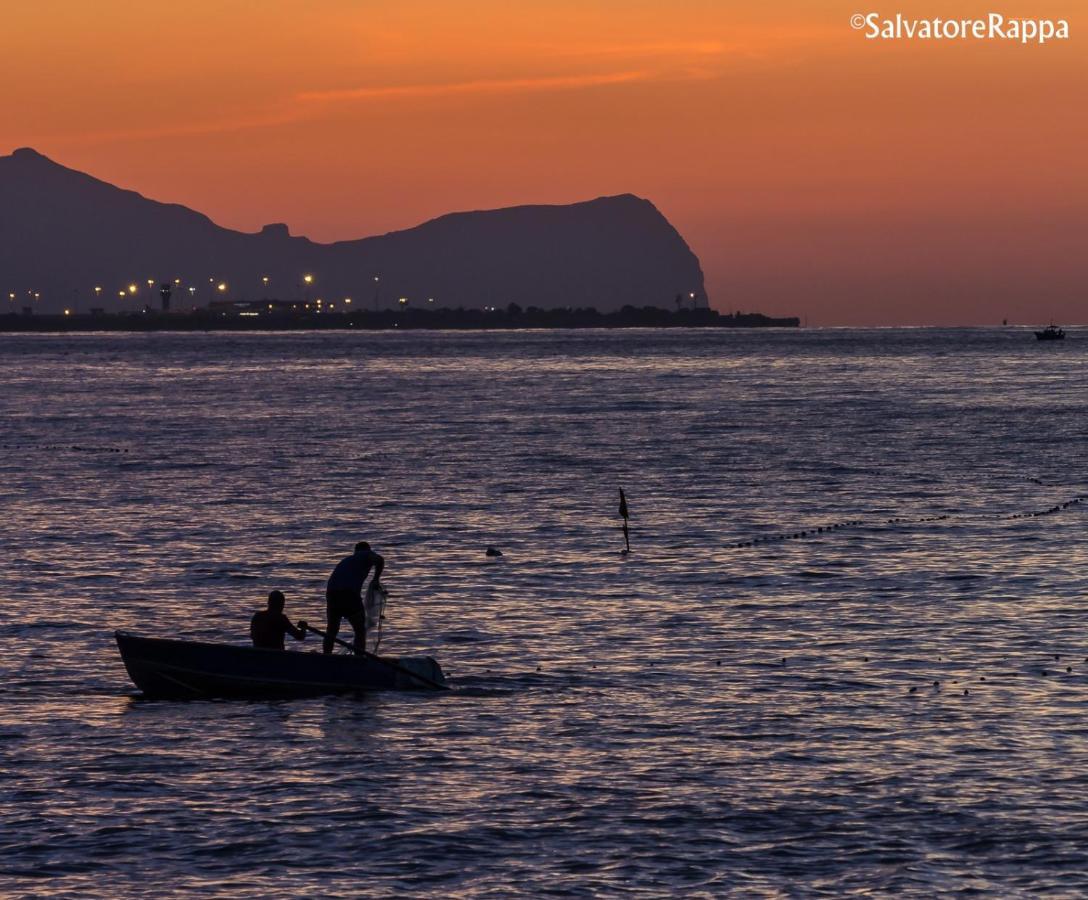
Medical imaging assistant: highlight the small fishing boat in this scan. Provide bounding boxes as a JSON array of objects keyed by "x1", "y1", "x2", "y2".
[
  {"x1": 115, "y1": 632, "x2": 447, "y2": 699},
  {"x1": 1035, "y1": 324, "x2": 1065, "y2": 341}
]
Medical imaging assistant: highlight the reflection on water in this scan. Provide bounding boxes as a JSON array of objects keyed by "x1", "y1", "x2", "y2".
[{"x1": 1, "y1": 328, "x2": 1087, "y2": 894}]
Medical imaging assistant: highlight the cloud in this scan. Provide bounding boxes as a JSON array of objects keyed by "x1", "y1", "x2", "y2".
[
  {"x1": 13, "y1": 67, "x2": 659, "y2": 148},
  {"x1": 543, "y1": 40, "x2": 730, "y2": 58},
  {"x1": 295, "y1": 70, "x2": 651, "y2": 105}
]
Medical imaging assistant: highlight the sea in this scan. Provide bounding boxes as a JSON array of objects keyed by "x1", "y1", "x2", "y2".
[{"x1": 1, "y1": 327, "x2": 1086, "y2": 897}]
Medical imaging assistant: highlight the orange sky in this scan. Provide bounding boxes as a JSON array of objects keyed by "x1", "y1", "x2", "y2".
[{"x1": 2, "y1": 0, "x2": 1085, "y2": 324}]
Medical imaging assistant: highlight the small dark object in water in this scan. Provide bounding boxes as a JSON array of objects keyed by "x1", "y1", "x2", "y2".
[
  {"x1": 933, "y1": 681, "x2": 940, "y2": 687},
  {"x1": 618, "y1": 488, "x2": 630, "y2": 552},
  {"x1": 1042, "y1": 669, "x2": 1048, "y2": 676},
  {"x1": 909, "y1": 687, "x2": 917, "y2": 693},
  {"x1": 781, "y1": 658, "x2": 787, "y2": 666},
  {"x1": 716, "y1": 660, "x2": 721, "y2": 666},
  {"x1": 485, "y1": 546, "x2": 503, "y2": 557},
  {"x1": 963, "y1": 689, "x2": 969, "y2": 695}
]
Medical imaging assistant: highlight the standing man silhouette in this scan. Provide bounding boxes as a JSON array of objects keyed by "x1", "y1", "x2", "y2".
[{"x1": 324, "y1": 541, "x2": 384, "y2": 654}]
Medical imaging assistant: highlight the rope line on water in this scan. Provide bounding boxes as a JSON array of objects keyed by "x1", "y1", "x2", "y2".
[
  {"x1": 727, "y1": 493, "x2": 1088, "y2": 550},
  {"x1": 0, "y1": 443, "x2": 128, "y2": 454}
]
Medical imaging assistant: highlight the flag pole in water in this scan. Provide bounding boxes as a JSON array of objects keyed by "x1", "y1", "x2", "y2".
[{"x1": 619, "y1": 488, "x2": 630, "y2": 553}]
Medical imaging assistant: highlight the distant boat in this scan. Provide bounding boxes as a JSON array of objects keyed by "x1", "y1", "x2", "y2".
[
  {"x1": 1035, "y1": 324, "x2": 1065, "y2": 341},
  {"x1": 115, "y1": 632, "x2": 447, "y2": 699}
]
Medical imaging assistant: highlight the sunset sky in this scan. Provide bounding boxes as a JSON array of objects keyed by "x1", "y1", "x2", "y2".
[{"x1": 2, "y1": 0, "x2": 1084, "y2": 324}]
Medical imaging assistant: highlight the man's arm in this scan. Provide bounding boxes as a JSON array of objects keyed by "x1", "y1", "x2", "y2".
[
  {"x1": 283, "y1": 614, "x2": 306, "y2": 641},
  {"x1": 371, "y1": 553, "x2": 385, "y2": 588}
]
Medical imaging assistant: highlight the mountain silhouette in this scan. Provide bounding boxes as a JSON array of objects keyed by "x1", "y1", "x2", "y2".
[{"x1": 0, "y1": 148, "x2": 706, "y2": 314}]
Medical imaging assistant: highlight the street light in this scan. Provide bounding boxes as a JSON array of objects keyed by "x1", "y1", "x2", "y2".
[{"x1": 217, "y1": 282, "x2": 228, "y2": 293}]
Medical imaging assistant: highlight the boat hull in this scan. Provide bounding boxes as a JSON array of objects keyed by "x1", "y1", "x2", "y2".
[{"x1": 115, "y1": 632, "x2": 446, "y2": 699}]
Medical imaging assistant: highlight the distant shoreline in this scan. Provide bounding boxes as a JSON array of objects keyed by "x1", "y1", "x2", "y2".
[{"x1": 0, "y1": 307, "x2": 800, "y2": 332}]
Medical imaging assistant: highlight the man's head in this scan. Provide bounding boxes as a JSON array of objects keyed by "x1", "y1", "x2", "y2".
[
  {"x1": 354, "y1": 541, "x2": 371, "y2": 554},
  {"x1": 267, "y1": 590, "x2": 286, "y2": 612}
]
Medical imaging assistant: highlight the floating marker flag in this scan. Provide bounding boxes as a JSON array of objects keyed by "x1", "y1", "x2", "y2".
[{"x1": 619, "y1": 488, "x2": 630, "y2": 552}]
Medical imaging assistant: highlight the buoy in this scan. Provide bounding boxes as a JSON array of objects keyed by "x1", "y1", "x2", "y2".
[{"x1": 618, "y1": 488, "x2": 630, "y2": 553}]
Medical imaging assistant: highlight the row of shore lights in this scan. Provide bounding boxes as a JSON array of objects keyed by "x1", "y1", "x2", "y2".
[{"x1": 9, "y1": 274, "x2": 436, "y2": 313}]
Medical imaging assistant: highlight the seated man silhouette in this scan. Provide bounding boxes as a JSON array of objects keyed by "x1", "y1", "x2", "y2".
[
  {"x1": 250, "y1": 590, "x2": 306, "y2": 650},
  {"x1": 324, "y1": 541, "x2": 384, "y2": 653}
]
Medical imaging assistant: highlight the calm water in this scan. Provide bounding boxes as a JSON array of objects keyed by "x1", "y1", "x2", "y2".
[{"x1": 1, "y1": 328, "x2": 1087, "y2": 897}]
